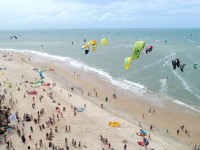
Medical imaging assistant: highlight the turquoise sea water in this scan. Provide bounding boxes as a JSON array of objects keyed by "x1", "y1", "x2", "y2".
[{"x1": 0, "y1": 29, "x2": 200, "y2": 112}]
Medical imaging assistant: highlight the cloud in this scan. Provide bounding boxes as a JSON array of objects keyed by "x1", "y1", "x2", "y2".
[{"x1": 0, "y1": 0, "x2": 199, "y2": 28}]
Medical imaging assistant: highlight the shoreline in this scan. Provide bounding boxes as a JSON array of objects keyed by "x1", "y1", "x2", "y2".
[
  {"x1": 0, "y1": 50, "x2": 199, "y2": 149},
  {"x1": 2, "y1": 48, "x2": 200, "y2": 113},
  {"x1": 24, "y1": 50, "x2": 200, "y2": 146}
]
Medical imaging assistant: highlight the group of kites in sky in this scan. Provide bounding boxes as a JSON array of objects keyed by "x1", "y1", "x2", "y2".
[
  {"x1": 81, "y1": 38, "x2": 153, "y2": 70},
  {"x1": 81, "y1": 37, "x2": 198, "y2": 72},
  {"x1": 124, "y1": 41, "x2": 153, "y2": 70},
  {"x1": 81, "y1": 38, "x2": 108, "y2": 55},
  {"x1": 9, "y1": 35, "x2": 198, "y2": 72}
]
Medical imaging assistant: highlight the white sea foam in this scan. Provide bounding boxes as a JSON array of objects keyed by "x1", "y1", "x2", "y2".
[
  {"x1": 112, "y1": 44, "x2": 126, "y2": 48},
  {"x1": 135, "y1": 53, "x2": 176, "y2": 72},
  {"x1": 172, "y1": 70, "x2": 200, "y2": 100},
  {"x1": 186, "y1": 38, "x2": 194, "y2": 43},
  {"x1": 125, "y1": 44, "x2": 133, "y2": 48},
  {"x1": 159, "y1": 78, "x2": 168, "y2": 93},
  {"x1": 163, "y1": 53, "x2": 176, "y2": 66},
  {"x1": 29, "y1": 50, "x2": 70, "y2": 62},
  {"x1": 173, "y1": 100, "x2": 200, "y2": 113},
  {"x1": 69, "y1": 61, "x2": 112, "y2": 80}
]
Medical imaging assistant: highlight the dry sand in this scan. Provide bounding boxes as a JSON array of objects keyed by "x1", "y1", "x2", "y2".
[{"x1": 0, "y1": 50, "x2": 199, "y2": 150}]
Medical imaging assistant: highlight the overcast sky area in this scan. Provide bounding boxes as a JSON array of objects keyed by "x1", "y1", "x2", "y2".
[{"x1": 0, "y1": 0, "x2": 200, "y2": 29}]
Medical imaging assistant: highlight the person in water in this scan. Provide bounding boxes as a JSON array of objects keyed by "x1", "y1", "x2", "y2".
[{"x1": 180, "y1": 64, "x2": 186, "y2": 72}]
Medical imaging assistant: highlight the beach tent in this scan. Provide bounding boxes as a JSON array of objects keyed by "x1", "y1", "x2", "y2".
[
  {"x1": 138, "y1": 141, "x2": 145, "y2": 146},
  {"x1": 27, "y1": 90, "x2": 37, "y2": 95},
  {"x1": 75, "y1": 107, "x2": 84, "y2": 112},
  {"x1": 30, "y1": 81, "x2": 41, "y2": 84},
  {"x1": 136, "y1": 129, "x2": 148, "y2": 136},
  {"x1": 108, "y1": 121, "x2": 120, "y2": 127},
  {"x1": 5, "y1": 82, "x2": 12, "y2": 88},
  {"x1": 138, "y1": 138, "x2": 149, "y2": 146},
  {"x1": 42, "y1": 83, "x2": 51, "y2": 86}
]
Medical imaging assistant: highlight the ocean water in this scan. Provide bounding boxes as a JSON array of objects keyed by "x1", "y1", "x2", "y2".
[{"x1": 0, "y1": 29, "x2": 200, "y2": 112}]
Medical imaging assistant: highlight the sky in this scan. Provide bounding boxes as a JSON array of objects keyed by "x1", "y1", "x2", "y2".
[{"x1": 0, "y1": 0, "x2": 200, "y2": 29}]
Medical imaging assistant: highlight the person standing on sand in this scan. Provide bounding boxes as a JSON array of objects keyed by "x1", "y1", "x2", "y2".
[
  {"x1": 105, "y1": 97, "x2": 108, "y2": 102},
  {"x1": 148, "y1": 134, "x2": 151, "y2": 140},
  {"x1": 177, "y1": 129, "x2": 179, "y2": 135},
  {"x1": 124, "y1": 143, "x2": 127, "y2": 150},
  {"x1": 194, "y1": 143, "x2": 197, "y2": 150},
  {"x1": 101, "y1": 104, "x2": 103, "y2": 108},
  {"x1": 150, "y1": 125, "x2": 153, "y2": 130},
  {"x1": 30, "y1": 126, "x2": 33, "y2": 132}
]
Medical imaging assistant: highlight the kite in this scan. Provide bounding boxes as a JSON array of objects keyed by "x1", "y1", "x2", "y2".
[
  {"x1": 81, "y1": 40, "x2": 97, "y2": 55},
  {"x1": 133, "y1": 41, "x2": 145, "y2": 60},
  {"x1": 146, "y1": 46, "x2": 153, "y2": 54},
  {"x1": 101, "y1": 38, "x2": 108, "y2": 46},
  {"x1": 172, "y1": 59, "x2": 180, "y2": 70},
  {"x1": 10, "y1": 36, "x2": 17, "y2": 40},
  {"x1": 124, "y1": 57, "x2": 132, "y2": 70},
  {"x1": 38, "y1": 70, "x2": 44, "y2": 79}
]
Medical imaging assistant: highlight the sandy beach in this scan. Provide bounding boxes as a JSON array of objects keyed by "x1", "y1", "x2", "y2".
[{"x1": 0, "y1": 50, "x2": 200, "y2": 150}]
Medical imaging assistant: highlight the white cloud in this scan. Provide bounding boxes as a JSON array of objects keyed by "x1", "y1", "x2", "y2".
[{"x1": 0, "y1": 0, "x2": 199, "y2": 28}]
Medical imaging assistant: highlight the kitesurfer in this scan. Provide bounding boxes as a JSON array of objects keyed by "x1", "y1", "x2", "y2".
[
  {"x1": 85, "y1": 49, "x2": 89, "y2": 55},
  {"x1": 175, "y1": 59, "x2": 180, "y2": 67},
  {"x1": 172, "y1": 59, "x2": 176, "y2": 70},
  {"x1": 180, "y1": 64, "x2": 186, "y2": 72}
]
